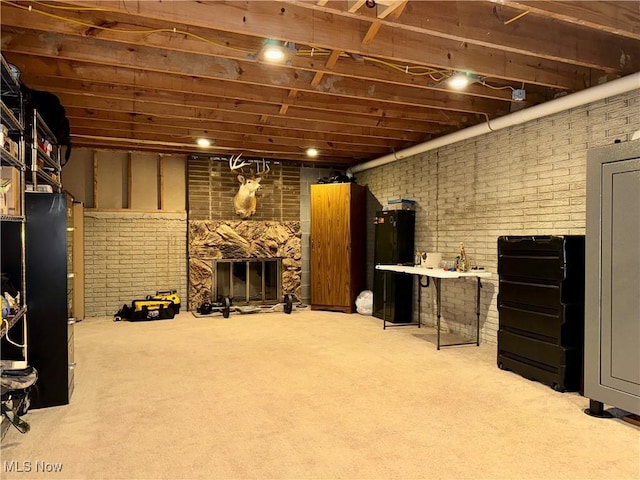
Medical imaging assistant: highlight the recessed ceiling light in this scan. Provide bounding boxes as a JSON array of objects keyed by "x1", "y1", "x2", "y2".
[
  {"x1": 261, "y1": 39, "x2": 286, "y2": 62},
  {"x1": 263, "y1": 46, "x2": 286, "y2": 62},
  {"x1": 306, "y1": 147, "x2": 319, "y2": 158},
  {"x1": 447, "y1": 72, "x2": 477, "y2": 90},
  {"x1": 259, "y1": 39, "x2": 295, "y2": 63},
  {"x1": 197, "y1": 138, "x2": 212, "y2": 148}
]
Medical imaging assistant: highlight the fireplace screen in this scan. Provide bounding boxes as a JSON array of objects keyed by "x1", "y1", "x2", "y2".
[{"x1": 213, "y1": 258, "x2": 282, "y2": 305}]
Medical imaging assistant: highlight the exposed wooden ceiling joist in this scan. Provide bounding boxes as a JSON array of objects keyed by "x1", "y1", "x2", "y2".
[{"x1": 0, "y1": 0, "x2": 636, "y2": 165}]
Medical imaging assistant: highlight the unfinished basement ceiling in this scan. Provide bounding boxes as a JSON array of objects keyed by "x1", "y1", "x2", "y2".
[{"x1": 1, "y1": 1, "x2": 638, "y2": 166}]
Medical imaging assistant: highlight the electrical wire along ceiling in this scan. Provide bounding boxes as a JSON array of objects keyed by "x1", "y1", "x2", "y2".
[{"x1": 1, "y1": 0, "x2": 638, "y2": 166}]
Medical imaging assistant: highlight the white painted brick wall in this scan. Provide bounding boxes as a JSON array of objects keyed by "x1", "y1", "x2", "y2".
[
  {"x1": 358, "y1": 90, "x2": 640, "y2": 345},
  {"x1": 84, "y1": 211, "x2": 188, "y2": 317}
]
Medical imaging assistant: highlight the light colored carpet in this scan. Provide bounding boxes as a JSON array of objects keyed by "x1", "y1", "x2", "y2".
[{"x1": 1, "y1": 310, "x2": 638, "y2": 480}]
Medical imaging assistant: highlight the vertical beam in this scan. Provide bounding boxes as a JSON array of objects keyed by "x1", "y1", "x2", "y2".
[
  {"x1": 92, "y1": 150, "x2": 98, "y2": 209},
  {"x1": 158, "y1": 154, "x2": 165, "y2": 210},
  {"x1": 127, "y1": 152, "x2": 132, "y2": 209}
]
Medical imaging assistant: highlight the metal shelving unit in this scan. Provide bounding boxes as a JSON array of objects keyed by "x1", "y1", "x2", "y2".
[
  {"x1": 28, "y1": 109, "x2": 62, "y2": 192},
  {"x1": 1, "y1": 53, "x2": 28, "y2": 367}
]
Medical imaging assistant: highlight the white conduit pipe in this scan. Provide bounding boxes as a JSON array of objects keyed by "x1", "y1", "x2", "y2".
[{"x1": 348, "y1": 72, "x2": 640, "y2": 174}]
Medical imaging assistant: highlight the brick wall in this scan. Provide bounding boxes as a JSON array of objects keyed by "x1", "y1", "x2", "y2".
[
  {"x1": 357, "y1": 90, "x2": 640, "y2": 345},
  {"x1": 188, "y1": 156, "x2": 300, "y2": 221},
  {"x1": 84, "y1": 211, "x2": 188, "y2": 317}
]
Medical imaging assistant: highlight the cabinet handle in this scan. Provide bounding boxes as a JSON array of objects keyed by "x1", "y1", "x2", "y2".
[{"x1": 68, "y1": 318, "x2": 76, "y2": 325}]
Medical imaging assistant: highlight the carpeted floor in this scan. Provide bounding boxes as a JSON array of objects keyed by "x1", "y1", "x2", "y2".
[{"x1": 1, "y1": 310, "x2": 638, "y2": 480}]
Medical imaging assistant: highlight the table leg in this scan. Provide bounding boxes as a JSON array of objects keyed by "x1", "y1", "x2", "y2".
[
  {"x1": 435, "y1": 277, "x2": 442, "y2": 350},
  {"x1": 417, "y1": 276, "x2": 421, "y2": 328},
  {"x1": 475, "y1": 278, "x2": 481, "y2": 346},
  {"x1": 383, "y1": 272, "x2": 387, "y2": 330}
]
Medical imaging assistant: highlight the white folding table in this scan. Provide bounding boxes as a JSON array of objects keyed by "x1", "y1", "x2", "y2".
[{"x1": 375, "y1": 264, "x2": 492, "y2": 349}]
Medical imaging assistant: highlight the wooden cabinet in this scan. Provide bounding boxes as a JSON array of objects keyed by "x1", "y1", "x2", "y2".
[{"x1": 310, "y1": 183, "x2": 366, "y2": 313}]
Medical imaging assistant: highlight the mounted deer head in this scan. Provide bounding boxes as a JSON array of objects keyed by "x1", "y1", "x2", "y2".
[{"x1": 229, "y1": 154, "x2": 270, "y2": 219}]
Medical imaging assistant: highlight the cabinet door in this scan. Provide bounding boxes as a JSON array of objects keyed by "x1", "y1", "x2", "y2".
[
  {"x1": 601, "y1": 159, "x2": 640, "y2": 394},
  {"x1": 310, "y1": 184, "x2": 351, "y2": 307}
]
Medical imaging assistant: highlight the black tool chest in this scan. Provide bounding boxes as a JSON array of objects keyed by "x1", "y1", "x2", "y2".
[{"x1": 497, "y1": 236, "x2": 585, "y2": 392}]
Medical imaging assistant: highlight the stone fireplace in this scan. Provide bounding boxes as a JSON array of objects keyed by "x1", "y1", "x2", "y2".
[{"x1": 189, "y1": 220, "x2": 301, "y2": 309}]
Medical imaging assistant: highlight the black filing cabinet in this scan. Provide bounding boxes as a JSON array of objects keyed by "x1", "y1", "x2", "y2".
[
  {"x1": 497, "y1": 235, "x2": 585, "y2": 392},
  {"x1": 373, "y1": 210, "x2": 415, "y2": 323}
]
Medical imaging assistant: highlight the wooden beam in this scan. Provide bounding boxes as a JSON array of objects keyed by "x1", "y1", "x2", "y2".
[
  {"x1": 287, "y1": 0, "x2": 637, "y2": 74},
  {"x1": 126, "y1": 152, "x2": 132, "y2": 209},
  {"x1": 0, "y1": 7, "x2": 523, "y2": 101},
  {"x1": 93, "y1": 150, "x2": 98, "y2": 209},
  {"x1": 72, "y1": 134, "x2": 371, "y2": 161},
  {"x1": 64, "y1": 110, "x2": 429, "y2": 149},
  {"x1": 69, "y1": 124, "x2": 406, "y2": 155},
  {"x1": 325, "y1": 50, "x2": 342, "y2": 69},
  {"x1": 489, "y1": 0, "x2": 640, "y2": 40},
  {"x1": 376, "y1": 1, "x2": 406, "y2": 19},
  {"x1": 37, "y1": 83, "x2": 464, "y2": 133},
  {"x1": 348, "y1": 0, "x2": 367, "y2": 13},
  {"x1": 158, "y1": 155, "x2": 164, "y2": 211},
  {"x1": 1, "y1": 35, "x2": 504, "y2": 113},
  {"x1": 362, "y1": 21, "x2": 382, "y2": 44},
  {"x1": 43, "y1": 0, "x2": 595, "y2": 87},
  {"x1": 70, "y1": 129, "x2": 392, "y2": 157},
  {"x1": 15, "y1": 58, "x2": 479, "y2": 124},
  {"x1": 310, "y1": 71, "x2": 324, "y2": 87}
]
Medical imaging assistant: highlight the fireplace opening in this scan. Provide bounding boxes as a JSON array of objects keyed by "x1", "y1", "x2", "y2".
[{"x1": 213, "y1": 258, "x2": 282, "y2": 305}]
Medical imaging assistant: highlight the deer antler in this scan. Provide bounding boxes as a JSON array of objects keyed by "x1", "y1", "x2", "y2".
[
  {"x1": 255, "y1": 158, "x2": 270, "y2": 177},
  {"x1": 229, "y1": 153, "x2": 249, "y2": 171}
]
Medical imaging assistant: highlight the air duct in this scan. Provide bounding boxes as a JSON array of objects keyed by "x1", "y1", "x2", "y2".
[{"x1": 348, "y1": 73, "x2": 640, "y2": 174}]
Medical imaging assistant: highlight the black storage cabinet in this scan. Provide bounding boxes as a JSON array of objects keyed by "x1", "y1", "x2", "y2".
[
  {"x1": 373, "y1": 210, "x2": 415, "y2": 323},
  {"x1": 25, "y1": 193, "x2": 74, "y2": 408},
  {"x1": 497, "y1": 235, "x2": 585, "y2": 392}
]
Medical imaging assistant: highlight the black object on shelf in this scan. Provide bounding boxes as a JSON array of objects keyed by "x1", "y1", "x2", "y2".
[
  {"x1": 373, "y1": 210, "x2": 415, "y2": 323},
  {"x1": 497, "y1": 235, "x2": 585, "y2": 392}
]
